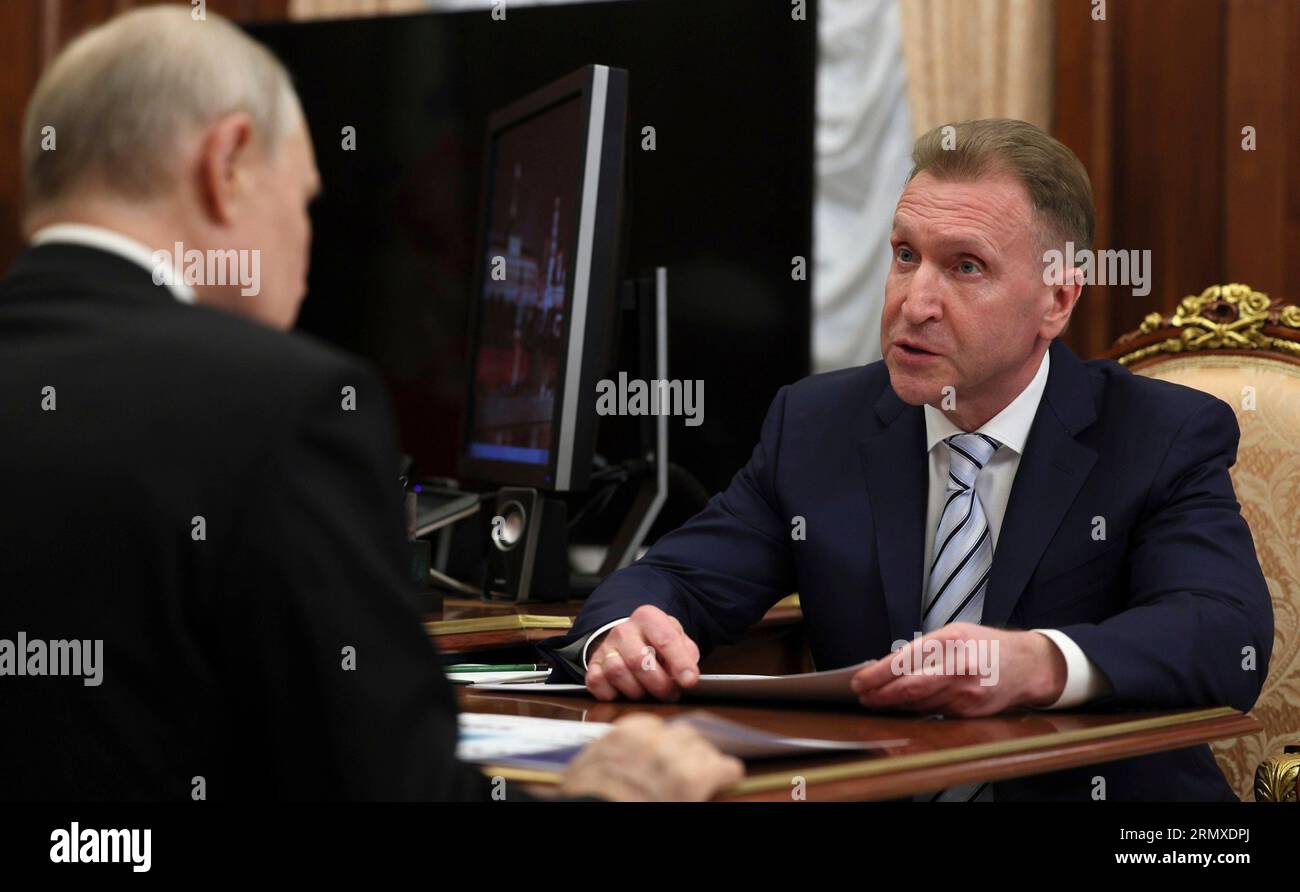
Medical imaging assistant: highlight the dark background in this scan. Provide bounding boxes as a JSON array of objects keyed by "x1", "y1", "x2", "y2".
[{"x1": 248, "y1": 0, "x2": 817, "y2": 496}]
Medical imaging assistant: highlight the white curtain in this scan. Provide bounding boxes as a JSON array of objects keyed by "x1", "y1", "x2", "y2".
[{"x1": 814, "y1": 0, "x2": 914, "y2": 372}]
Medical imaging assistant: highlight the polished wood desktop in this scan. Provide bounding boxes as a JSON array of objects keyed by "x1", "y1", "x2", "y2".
[
  {"x1": 432, "y1": 596, "x2": 1260, "y2": 800},
  {"x1": 426, "y1": 596, "x2": 810, "y2": 675},
  {"x1": 456, "y1": 688, "x2": 1260, "y2": 801}
]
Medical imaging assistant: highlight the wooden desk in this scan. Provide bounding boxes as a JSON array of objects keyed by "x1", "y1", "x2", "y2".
[
  {"x1": 426, "y1": 597, "x2": 809, "y2": 674},
  {"x1": 456, "y1": 688, "x2": 1260, "y2": 801}
]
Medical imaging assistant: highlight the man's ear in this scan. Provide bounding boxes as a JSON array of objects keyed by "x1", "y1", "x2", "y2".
[
  {"x1": 1041, "y1": 268, "x2": 1083, "y2": 339},
  {"x1": 196, "y1": 113, "x2": 256, "y2": 227}
]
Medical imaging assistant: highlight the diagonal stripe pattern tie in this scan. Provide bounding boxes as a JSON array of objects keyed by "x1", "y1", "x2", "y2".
[{"x1": 920, "y1": 432, "x2": 1000, "y2": 803}]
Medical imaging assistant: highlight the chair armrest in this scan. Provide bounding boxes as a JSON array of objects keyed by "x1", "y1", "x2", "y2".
[{"x1": 1253, "y1": 746, "x2": 1300, "y2": 802}]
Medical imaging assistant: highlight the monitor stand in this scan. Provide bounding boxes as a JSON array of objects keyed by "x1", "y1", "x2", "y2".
[{"x1": 568, "y1": 267, "x2": 669, "y2": 595}]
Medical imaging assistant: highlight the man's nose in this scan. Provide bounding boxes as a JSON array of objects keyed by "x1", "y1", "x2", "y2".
[{"x1": 899, "y1": 265, "x2": 943, "y2": 325}]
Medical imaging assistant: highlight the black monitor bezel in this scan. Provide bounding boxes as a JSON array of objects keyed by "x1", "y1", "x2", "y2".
[{"x1": 459, "y1": 64, "x2": 627, "y2": 492}]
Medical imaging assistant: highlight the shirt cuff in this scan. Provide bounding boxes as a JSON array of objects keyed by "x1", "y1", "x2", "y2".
[
  {"x1": 1031, "y1": 628, "x2": 1112, "y2": 709},
  {"x1": 581, "y1": 617, "x2": 631, "y2": 670}
]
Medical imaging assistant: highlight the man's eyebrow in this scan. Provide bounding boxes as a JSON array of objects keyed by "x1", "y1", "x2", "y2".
[
  {"x1": 939, "y1": 233, "x2": 996, "y2": 255},
  {"x1": 892, "y1": 224, "x2": 997, "y2": 257}
]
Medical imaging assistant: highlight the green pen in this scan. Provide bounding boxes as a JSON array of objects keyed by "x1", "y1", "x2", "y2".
[{"x1": 445, "y1": 663, "x2": 549, "y2": 673}]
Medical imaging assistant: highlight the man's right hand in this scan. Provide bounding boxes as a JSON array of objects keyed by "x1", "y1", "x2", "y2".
[
  {"x1": 585, "y1": 604, "x2": 701, "y2": 701},
  {"x1": 558, "y1": 714, "x2": 743, "y2": 801}
]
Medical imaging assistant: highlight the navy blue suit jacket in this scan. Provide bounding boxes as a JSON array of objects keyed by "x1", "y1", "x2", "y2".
[{"x1": 542, "y1": 339, "x2": 1274, "y2": 801}]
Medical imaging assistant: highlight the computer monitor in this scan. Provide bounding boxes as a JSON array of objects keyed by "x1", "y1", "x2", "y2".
[{"x1": 460, "y1": 64, "x2": 628, "y2": 492}]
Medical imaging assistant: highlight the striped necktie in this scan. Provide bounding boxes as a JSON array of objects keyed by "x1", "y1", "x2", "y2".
[
  {"x1": 923, "y1": 432, "x2": 1000, "y2": 634},
  {"x1": 921, "y1": 432, "x2": 1000, "y2": 802}
]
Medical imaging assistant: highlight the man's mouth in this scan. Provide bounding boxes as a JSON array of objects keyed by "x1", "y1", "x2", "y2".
[{"x1": 895, "y1": 339, "x2": 940, "y2": 358}]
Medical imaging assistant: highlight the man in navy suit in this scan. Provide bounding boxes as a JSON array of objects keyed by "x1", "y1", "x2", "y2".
[{"x1": 541, "y1": 118, "x2": 1273, "y2": 801}]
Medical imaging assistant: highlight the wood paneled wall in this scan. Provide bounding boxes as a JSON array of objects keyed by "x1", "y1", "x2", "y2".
[{"x1": 1054, "y1": 0, "x2": 1300, "y2": 358}]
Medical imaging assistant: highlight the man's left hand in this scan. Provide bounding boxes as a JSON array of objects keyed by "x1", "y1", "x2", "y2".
[{"x1": 849, "y1": 623, "x2": 1067, "y2": 717}]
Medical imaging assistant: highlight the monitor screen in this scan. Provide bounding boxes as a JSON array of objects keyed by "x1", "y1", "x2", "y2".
[{"x1": 465, "y1": 95, "x2": 586, "y2": 472}]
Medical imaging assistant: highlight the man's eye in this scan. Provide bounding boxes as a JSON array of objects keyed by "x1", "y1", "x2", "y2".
[
  {"x1": 897, "y1": 247, "x2": 914, "y2": 263},
  {"x1": 958, "y1": 260, "x2": 980, "y2": 275}
]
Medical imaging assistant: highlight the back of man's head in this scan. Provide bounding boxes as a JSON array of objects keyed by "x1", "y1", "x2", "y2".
[
  {"x1": 24, "y1": 6, "x2": 299, "y2": 212},
  {"x1": 21, "y1": 6, "x2": 319, "y2": 329}
]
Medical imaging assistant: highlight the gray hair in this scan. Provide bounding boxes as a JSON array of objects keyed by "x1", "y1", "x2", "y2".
[
  {"x1": 909, "y1": 118, "x2": 1095, "y2": 255},
  {"x1": 22, "y1": 5, "x2": 302, "y2": 210}
]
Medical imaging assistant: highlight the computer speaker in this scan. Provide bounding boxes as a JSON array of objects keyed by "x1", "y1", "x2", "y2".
[{"x1": 483, "y1": 487, "x2": 569, "y2": 602}]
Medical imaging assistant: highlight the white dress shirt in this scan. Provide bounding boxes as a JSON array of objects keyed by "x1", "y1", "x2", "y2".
[
  {"x1": 29, "y1": 223, "x2": 197, "y2": 304},
  {"x1": 576, "y1": 351, "x2": 1112, "y2": 709},
  {"x1": 922, "y1": 349, "x2": 1109, "y2": 708}
]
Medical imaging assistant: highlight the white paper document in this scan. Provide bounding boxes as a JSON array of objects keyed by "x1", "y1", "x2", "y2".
[
  {"x1": 468, "y1": 660, "x2": 874, "y2": 703},
  {"x1": 456, "y1": 709, "x2": 905, "y2": 771},
  {"x1": 457, "y1": 712, "x2": 611, "y2": 764}
]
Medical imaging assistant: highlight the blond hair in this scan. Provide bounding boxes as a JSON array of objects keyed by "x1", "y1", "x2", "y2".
[
  {"x1": 22, "y1": 5, "x2": 301, "y2": 210},
  {"x1": 908, "y1": 118, "x2": 1094, "y2": 253}
]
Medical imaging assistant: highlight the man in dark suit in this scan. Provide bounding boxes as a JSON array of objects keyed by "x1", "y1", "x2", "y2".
[
  {"x1": 0, "y1": 6, "x2": 741, "y2": 802},
  {"x1": 541, "y1": 119, "x2": 1274, "y2": 801}
]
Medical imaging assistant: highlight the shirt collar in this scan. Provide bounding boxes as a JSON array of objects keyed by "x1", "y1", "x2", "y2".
[
  {"x1": 29, "y1": 223, "x2": 197, "y2": 304},
  {"x1": 923, "y1": 348, "x2": 1051, "y2": 456}
]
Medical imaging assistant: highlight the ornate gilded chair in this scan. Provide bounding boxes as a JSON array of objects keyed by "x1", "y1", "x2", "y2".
[{"x1": 1103, "y1": 284, "x2": 1300, "y2": 801}]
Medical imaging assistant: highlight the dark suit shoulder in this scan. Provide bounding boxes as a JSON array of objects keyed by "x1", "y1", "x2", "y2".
[
  {"x1": 1, "y1": 268, "x2": 390, "y2": 491},
  {"x1": 0, "y1": 242, "x2": 374, "y2": 411},
  {"x1": 1082, "y1": 354, "x2": 1234, "y2": 434},
  {"x1": 138, "y1": 301, "x2": 371, "y2": 397},
  {"x1": 97, "y1": 298, "x2": 384, "y2": 444},
  {"x1": 782, "y1": 360, "x2": 890, "y2": 414}
]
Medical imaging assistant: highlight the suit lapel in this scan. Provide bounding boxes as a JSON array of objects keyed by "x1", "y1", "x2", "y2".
[
  {"x1": 983, "y1": 341, "x2": 1099, "y2": 627},
  {"x1": 860, "y1": 385, "x2": 928, "y2": 643}
]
